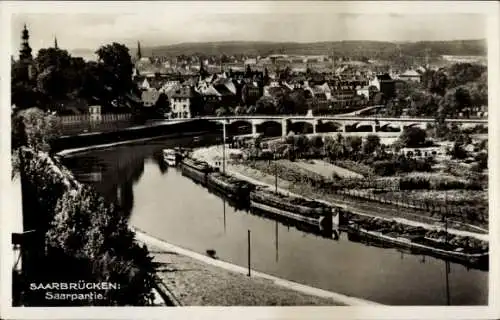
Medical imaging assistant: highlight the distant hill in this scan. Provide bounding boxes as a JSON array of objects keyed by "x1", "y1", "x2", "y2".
[
  {"x1": 138, "y1": 39, "x2": 487, "y2": 58},
  {"x1": 71, "y1": 39, "x2": 486, "y2": 61}
]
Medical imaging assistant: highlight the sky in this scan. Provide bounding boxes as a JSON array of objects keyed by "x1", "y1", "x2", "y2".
[{"x1": 8, "y1": 2, "x2": 489, "y2": 58}]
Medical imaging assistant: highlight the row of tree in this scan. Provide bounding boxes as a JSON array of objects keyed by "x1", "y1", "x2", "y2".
[
  {"x1": 383, "y1": 63, "x2": 487, "y2": 119},
  {"x1": 12, "y1": 43, "x2": 139, "y2": 115}
]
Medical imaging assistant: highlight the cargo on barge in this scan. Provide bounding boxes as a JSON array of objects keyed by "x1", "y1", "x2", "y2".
[
  {"x1": 249, "y1": 188, "x2": 336, "y2": 231},
  {"x1": 206, "y1": 171, "x2": 255, "y2": 202},
  {"x1": 347, "y1": 217, "x2": 489, "y2": 269},
  {"x1": 180, "y1": 157, "x2": 213, "y2": 185}
]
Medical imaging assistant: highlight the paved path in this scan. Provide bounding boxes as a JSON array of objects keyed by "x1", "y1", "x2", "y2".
[{"x1": 132, "y1": 228, "x2": 381, "y2": 306}]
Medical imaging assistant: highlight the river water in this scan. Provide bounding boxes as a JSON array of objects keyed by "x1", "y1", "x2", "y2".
[{"x1": 62, "y1": 136, "x2": 488, "y2": 306}]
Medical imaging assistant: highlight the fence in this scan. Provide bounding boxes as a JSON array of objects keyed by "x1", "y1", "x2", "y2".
[
  {"x1": 58, "y1": 113, "x2": 132, "y2": 124},
  {"x1": 57, "y1": 113, "x2": 134, "y2": 135}
]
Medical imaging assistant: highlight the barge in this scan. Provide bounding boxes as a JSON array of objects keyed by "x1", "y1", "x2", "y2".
[
  {"x1": 347, "y1": 216, "x2": 489, "y2": 269},
  {"x1": 249, "y1": 188, "x2": 336, "y2": 231},
  {"x1": 206, "y1": 171, "x2": 256, "y2": 202},
  {"x1": 180, "y1": 157, "x2": 213, "y2": 185},
  {"x1": 162, "y1": 149, "x2": 177, "y2": 166}
]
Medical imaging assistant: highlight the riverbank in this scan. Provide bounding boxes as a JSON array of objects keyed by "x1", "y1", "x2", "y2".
[
  {"x1": 192, "y1": 145, "x2": 488, "y2": 242},
  {"x1": 134, "y1": 228, "x2": 379, "y2": 306}
]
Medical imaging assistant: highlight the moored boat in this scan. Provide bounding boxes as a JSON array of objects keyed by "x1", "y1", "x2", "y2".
[
  {"x1": 206, "y1": 171, "x2": 255, "y2": 201},
  {"x1": 249, "y1": 188, "x2": 335, "y2": 231},
  {"x1": 162, "y1": 149, "x2": 177, "y2": 166},
  {"x1": 180, "y1": 157, "x2": 214, "y2": 185},
  {"x1": 347, "y1": 217, "x2": 489, "y2": 269}
]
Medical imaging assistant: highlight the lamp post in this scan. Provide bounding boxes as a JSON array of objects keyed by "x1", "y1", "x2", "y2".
[{"x1": 222, "y1": 119, "x2": 226, "y2": 173}]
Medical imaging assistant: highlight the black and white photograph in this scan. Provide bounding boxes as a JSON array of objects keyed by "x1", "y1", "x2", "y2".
[{"x1": 1, "y1": 1, "x2": 499, "y2": 319}]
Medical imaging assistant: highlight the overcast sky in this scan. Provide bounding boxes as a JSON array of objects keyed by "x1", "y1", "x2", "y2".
[{"x1": 8, "y1": 2, "x2": 488, "y2": 57}]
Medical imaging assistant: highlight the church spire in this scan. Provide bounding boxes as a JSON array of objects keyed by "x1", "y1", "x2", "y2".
[
  {"x1": 20, "y1": 24, "x2": 33, "y2": 61},
  {"x1": 137, "y1": 41, "x2": 142, "y2": 60},
  {"x1": 54, "y1": 36, "x2": 58, "y2": 49}
]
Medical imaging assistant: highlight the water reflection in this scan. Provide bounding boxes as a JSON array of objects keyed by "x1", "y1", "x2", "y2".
[{"x1": 63, "y1": 150, "x2": 145, "y2": 218}]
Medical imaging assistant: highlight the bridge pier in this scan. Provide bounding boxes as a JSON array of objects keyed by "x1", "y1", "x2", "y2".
[
  {"x1": 252, "y1": 122, "x2": 258, "y2": 136},
  {"x1": 222, "y1": 121, "x2": 227, "y2": 173},
  {"x1": 281, "y1": 119, "x2": 287, "y2": 137},
  {"x1": 372, "y1": 124, "x2": 377, "y2": 133},
  {"x1": 312, "y1": 120, "x2": 317, "y2": 134}
]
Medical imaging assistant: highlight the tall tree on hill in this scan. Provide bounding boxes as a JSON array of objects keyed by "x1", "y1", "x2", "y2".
[
  {"x1": 95, "y1": 43, "x2": 134, "y2": 109},
  {"x1": 35, "y1": 48, "x2": 73, "y2": 103}
]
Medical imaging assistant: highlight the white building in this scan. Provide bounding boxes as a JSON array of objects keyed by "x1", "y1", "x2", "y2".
[
  {"x1": 356, "y1": 86, "x2": 370, "y2": 99},
  {"x1": 88, "y1": 105, "x2": 102, "y2": 122},
  {"x1": 169, "y1": 86, "x2": 197, "y2": 119}
]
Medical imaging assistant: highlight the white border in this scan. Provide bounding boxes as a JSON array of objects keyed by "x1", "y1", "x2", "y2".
[{"x1": 1, "y1": 1, "x2": 499, "y2": 319}]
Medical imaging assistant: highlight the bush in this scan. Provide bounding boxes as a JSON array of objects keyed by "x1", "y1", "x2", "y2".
[
  {"x1": 399, "y1": 177, "x2": 431, "y2": 190},
  {"x1": 373, "y1": 160, "x2": 397, "y2": 176},
  {"x1": 399, "y1": 127, "x2": 427, "y2": 147}
]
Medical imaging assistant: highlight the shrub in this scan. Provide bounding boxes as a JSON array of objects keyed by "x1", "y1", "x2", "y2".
[
  {"x1": 399, "y1": 127, "x2": 427, "y2": 147},
  {"x1": 373, "y1": 160, "x2": 397, "y2": 176}
]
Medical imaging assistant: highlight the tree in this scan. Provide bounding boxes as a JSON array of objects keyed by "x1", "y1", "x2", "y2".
[
  {"x1": 447, "y1": 63, "x2": 486, "y2": 88},
  {"x1": 363, "y1": 134, "x2": 381, "y2": 155},
  {"x1": 95, "y1": 43, "x2": 134, "y2": 108},
  {"x1": 399, "y1": 126, "x2": 427, "y2": 147},
  {"x1": 439, "y1": 86, "x2": 471, "y2": 117},
  {"x1": 255, "y1": 96, "x2": 277, "y2": 115},
  {"x1": 422, "y1": 69, "x2": 448, "y2": 96},
  {"x1": 344, "y1": 136, "x2": 363, "y2": 158},
  {"x1": 154, "y1": 93, "x2": 170, "y2": 118},
  {"x1": 450, "y1": 141, "x2": 468, "y2": 159},
  {"x1": 408, "y1": 92, "x2": 441, "y2": 117}
]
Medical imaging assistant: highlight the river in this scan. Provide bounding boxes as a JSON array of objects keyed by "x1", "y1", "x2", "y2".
[{"x1": 62, "y1": 136, "x2": 488, "y2": 306}]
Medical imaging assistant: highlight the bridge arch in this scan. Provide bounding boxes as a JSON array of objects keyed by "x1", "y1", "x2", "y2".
[
  {"x1": 378, "y1": 123, "x2": 401, "y2": 132},
  {"x1": 316, "y1": 120, "x2": 342, "y2": 133},
  {"x1": 227, "y1": 120, "x2": 253, "y2": 136},
  {"x1": 403, "y1": 123, "x2": 426, "y2": 130},
  {"x1": 256, "y1": 120, "x2": 283, "y2": 137},
  {"x1": 289, "y1": 121, "x2": 314, "y2": 134}
]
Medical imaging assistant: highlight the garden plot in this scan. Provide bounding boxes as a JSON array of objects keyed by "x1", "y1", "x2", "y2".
[{"x1": 293, "y1": 159, "x2": 364, "y2": 179}]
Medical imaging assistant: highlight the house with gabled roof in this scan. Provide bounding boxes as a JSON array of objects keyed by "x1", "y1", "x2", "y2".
[{"x1": 399, "y1": 69, "x2": 422, "y2": 83}]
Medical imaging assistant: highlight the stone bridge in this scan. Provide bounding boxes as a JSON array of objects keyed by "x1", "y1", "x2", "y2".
[{"x1": 196, "y1": 115, "x2": 487, "y2": 137}]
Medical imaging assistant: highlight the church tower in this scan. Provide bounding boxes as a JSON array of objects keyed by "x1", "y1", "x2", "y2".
[
  {"x1": 19, "y1": 24, "x2": 33, "y2": 61},
  {"x1": 54, "y1": 36, "x2": 58, "y2": 49},
  {"x1": 136, "y1": 41, "x2": 142, "y2": 60}
]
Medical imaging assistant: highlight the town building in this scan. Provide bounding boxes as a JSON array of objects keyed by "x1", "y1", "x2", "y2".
[
  {"x1": 399, "y1": 69, "x2": 422, "y2": 82},
  {"x1": 369, "y1": 74, "x2": 395, "y2": 98},
  {"x1": 169, "y1": 86, "x2": 199, "y2": 119}
]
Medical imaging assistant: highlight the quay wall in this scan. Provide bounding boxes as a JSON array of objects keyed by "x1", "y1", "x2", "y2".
[{"x1": 51, "y1": 119, "x2": 220, "y2": 153}]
